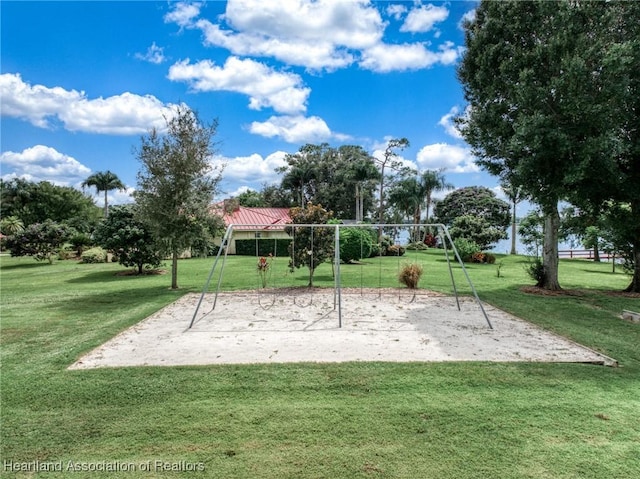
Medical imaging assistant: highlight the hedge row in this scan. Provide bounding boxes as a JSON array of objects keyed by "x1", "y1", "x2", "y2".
[{"x1": 235, "y1": 238, "x2": 292, "y2": 257}]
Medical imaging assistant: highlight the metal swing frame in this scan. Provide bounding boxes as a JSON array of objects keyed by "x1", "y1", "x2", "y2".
[{"x1": 187, "y1": 223, "x2": 492, "y2": 330}]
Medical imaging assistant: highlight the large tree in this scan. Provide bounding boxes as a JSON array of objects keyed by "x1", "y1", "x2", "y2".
[
  {"x1": 284, "y1": 204, "x2": 334, "y2": 287},
  {"x1": 0, "y1": 178, "x2": 101, "y2": 232},
  {"x1": 377, "y1": 138, "x2": 409, "y2": 229},
  {"x1": 93, "y1": 204, "x2": 163, "y2": 274},
  {"x1": 134, "y1": 106, "x2": 223, "y2": 289},
  {"x1": 457, "y1": 0, "x2": 621, "y2": 290},
  {"x1": 420, "y1": 169, "x2": 454, "y2": 224},
  {"x1": 81, "y1": 170, "x2": 126, "y2": 217},
  {"x1": 278, "y1": 143, "x2": 379, "y2": 219}
]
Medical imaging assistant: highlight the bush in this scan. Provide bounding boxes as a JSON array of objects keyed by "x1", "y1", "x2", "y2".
[
  {"x1": 471, "y1": 252, "x2": 486, "y2": 263},
  {"x1": 69, "y1": 233, "x2": 92, "y2": 256},
  {"x1": 81, "y1": 247, "x2": 107, "y2": 264},
  {"x1": 58, "y1": 245, "x2": 75, "y2": 260},
  {"x1": 525, "y1": 257, "x2": 545, "y2": 286},
  {"x1": 484, "y1": 253, "x2": 497, "y2": 264},
  {"x1": 423, "y1": 233, "x2": 438, "y2": 247},
  {"x1": 406, "y1": 242, "x2": 428, "y2": 251},
  {"x1": 386, "y1": 244, "x2": 406, "y2": 257},
  {"x1": 452, "y1": 238, "x2": 481, "y2": 262},
  {"x1": 398, "y1": 262, "x2": 423, "y2": 289},
  {"x1": 339, "y1": 227, "x2": 373, "y2": 263}
]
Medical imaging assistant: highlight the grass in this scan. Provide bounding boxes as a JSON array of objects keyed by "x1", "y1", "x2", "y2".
[{"x1": 1, "y1": 251, "x2": 639, "y2": 478}]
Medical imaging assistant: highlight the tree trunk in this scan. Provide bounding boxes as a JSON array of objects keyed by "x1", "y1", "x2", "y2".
[
  {"x1": 104, "y1": 190, "x2": 109, "y2": 218},
  {"x1": 171, "y1": 250, "x2": 179, "y2": 289},
  {"x1": 541, "y1": 207, "x2": 562, "y2": 290},
  {"x1": 593, "y1": 240, "x2": 601, "y2": 262},
  {"x1": 510, "y1": 198, "x2": 517, "y2": 255},
  {"x1": 625, "y1": 200, "x2": 640, "y2": 293},
  {"x1": 625, "y1": 246, "x2": 640, "y2": 293}
]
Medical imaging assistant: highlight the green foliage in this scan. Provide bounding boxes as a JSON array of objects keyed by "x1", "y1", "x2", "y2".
[
  {"x1": 285, "y1": 204, "x2": 334, "y2": 286},
  {"x1": 398, "y1": 262, "x2": 423, "y2": 289},
  {"x1": 0, "y1": 215, "x2": 24, "y2": 235},
  {"x1": 81, "y1": 247, "x2": 107, "y2": 264},
  {"x1": 385, "y1": 244, "x2": 406, "y2": 257},
  {"x1": 5, "y1": 220, "x2": 73, "y2": 264},
  {"x1": 518, "y1": 210, "x2": 545, "y2": 256},
  {"x1": 339, "y1": 227, "x2": 373, "y2": 263},
  {"x1": 405, "y1": 242, "x2": 428, "y2": 251},
  {"x1": 525, "y1": 257, "x2": 546, "y2": 287},
  {"x1": 452, "y1": 237, "x2": 481, "y2": 263},
  {"x1": 69, "y1": 232, "x2": 92, "y2": 256},
  {"x1": 134, "y1": 105, "x2": 223, "y2": 288},
  {"x1": 236, "y1": 189, "x2": 265, "y2": 207},
  {"x1": 234, "y1": 239, "x2": 292, "y2": 257},
  {"x1": 449, "y1": 214, "x2": 507, "y2": 250},
  {"x1": 434, "y1": 187, "x2": 510, "y2": 244},
  {"x1": 81, "y1": 170, "x2": 126, "y2": 217},
  {"x1": 93, "y1": 204, "x2": 163, "y2": 274},
  {"x1": 278, "y1": 143, "x2": 380, "y2": 219},
  {"x1": 0, "y1": 178, "x2": 101, "y2": 231}
]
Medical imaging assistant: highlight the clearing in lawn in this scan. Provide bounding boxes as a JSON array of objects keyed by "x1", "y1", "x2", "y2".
[{"x1": 70, "y1": 288, "x2": 617, "y2": 369}]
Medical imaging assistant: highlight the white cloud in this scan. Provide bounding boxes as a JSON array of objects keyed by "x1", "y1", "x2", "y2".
[
  {"x1": 164, "y1": 0, "x2": 462, "y2": 73},
  {"x1": 135, "y1": 42, "x2": 166, "y2": 64},
  {"x1": 164, "y1": 1, "x2": 202, "y2": 27},
  {"x1": 386, "y1": 4, "x2": 407, "y2": 20},
  {"x1": 211, "y1": 151, "x2": 287, "y2": 183},
  {"x1": 459, "y1": 9, "x2": 476, "y2": 30},
  {"x1": 248, "y1": 115, "x2": 335, "y2": 143},
  {"x1": 416, "y1": 143, "x2": 479, "y2": 173},
  {"x1": 438, "y1": 106, "x2": 462, "y2": 139},
  {"x1": 167, "y1": 57, "x2": 310, "y2": 115},
  {"x1": 401, "y1": 4, "x2": 449, "y2": 33},
  {"x1": 0, "y1": 145, "x2": 91, "y2": 186},
  {"x1": 0, "y1": 73, "x2": 182, "y2": 135},
  {"x1": 360, "y1": 41, "x2": 461, "y2": 72}
]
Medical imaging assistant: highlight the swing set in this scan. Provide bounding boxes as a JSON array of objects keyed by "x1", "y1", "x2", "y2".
[{"x1": 187, "y1": 223, "x2": 492, "y2": 330}]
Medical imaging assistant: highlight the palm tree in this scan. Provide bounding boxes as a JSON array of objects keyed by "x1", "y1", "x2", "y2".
[
  {"x1": 420, "y1": 169, "x2": 454, "y2": 224},
  {"x1": 0, "y1": 215, "x2": 24, "y2": 235},
  {"x1": 82, "y1": 171, "x2": 126, "y2": 217},
  {"x1": 388, "y1": 176, "x2": 423, "y2": 242}
]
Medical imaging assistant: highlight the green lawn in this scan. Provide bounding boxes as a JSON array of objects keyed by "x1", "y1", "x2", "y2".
[{"x1": 1, "y1": 251, "x2": 639, "y2": 478}]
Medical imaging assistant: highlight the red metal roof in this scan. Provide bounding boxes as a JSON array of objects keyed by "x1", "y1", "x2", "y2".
[{"x1": 212, "y1": 205, "x2": 291, "y2": 231}]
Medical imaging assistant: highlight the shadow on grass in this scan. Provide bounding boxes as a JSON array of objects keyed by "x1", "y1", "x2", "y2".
[
  {"x1": 65, "y1": 269, "x2": 166, "y2": 284},
  {"x1": 0, "y1": 261, "x2": 54, "y2": 270}
]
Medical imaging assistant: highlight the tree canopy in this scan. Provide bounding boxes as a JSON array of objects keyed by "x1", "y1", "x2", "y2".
[
  {"x1": 134, "y1": 106, "x2": 223, "y2": 289},
  {"x1": 457, "y1": 0, "x2": 637, "y2": 290},
  {"x1": 278, "y1": 143, "x2": 379, "y2": 220},
  {"x1": 0, "y1": 178, "x2": 101, "y2": 232},
  {"x1": 81, "y1": 170, "x2": 126, "y2": 217},
  {"x1": 93, "y1": 204, "x2": 163, "y2": 274}
]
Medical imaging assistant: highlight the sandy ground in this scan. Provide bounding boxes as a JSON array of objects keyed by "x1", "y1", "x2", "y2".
[{"x1": 70, "y1": 289, "x2": 617, "y2": 369}]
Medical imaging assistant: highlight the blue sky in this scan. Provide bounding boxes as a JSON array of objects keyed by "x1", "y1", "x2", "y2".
[{"x1": 1, "y1": 0, "x2": 523, "y2": 221}]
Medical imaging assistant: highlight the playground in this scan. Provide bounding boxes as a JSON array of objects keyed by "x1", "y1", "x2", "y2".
[{"x1": 70, "y1": 288, "x2": 616, "y2": 369}]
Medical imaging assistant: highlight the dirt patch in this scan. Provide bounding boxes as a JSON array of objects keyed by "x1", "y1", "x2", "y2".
[{"x1": 69, "y1": 289, "x2": 617, "y2": 369}]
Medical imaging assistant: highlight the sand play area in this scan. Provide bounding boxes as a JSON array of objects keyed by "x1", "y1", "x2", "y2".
[{"x1": 70, "y1": 289, "x2": 617, "y2": 369}]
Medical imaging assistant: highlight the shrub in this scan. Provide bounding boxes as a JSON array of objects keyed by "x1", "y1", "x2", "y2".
[
  {"x1": 452, "y1": 238, "x2": 481, "y2": 262},
  {"x1": 471, "y1": 252, "x2": 486, "y2": 263},
  {"x1": 69, "y1": 233, "x2": 92, "y2": 256},
  {"x1": 406, "y1": 242, "x2": 428, "y2": 251},
  {"x1": 81, "y1": 247, "x2": 107, "y2": 264},
  {"x1": 340, "y1": 227, "x2": 373, "y2": 263},
  {"x1": 525, "y1": 257, "x2": 545, "y2": 286},
  {"x1": 484, "y1": 253, "x2": 497, "y2": 264},
  {"x1": 398, "y1": 262, "x2": 423, "y2": 289},
  {"x1": 423, "y1": 233, "x2": 438, "y2": 247},
  {"x1": 58, "y1": 245, "x2": 74, "y2": 260},
  {"x1": 234, "y1": 239, "x2": 291, "y2": 257},
  {"x1": 386, "y1": 244, "x2": 406, "y2": 257}
]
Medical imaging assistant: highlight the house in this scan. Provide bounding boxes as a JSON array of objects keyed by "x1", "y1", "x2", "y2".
[{"x1": 211, "y1": 200, "x2": 292, "y2": 254}]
